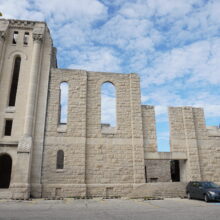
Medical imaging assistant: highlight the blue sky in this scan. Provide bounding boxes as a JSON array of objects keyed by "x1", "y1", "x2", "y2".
[{"x1": 1, "y1": 0, "x2": 220, "y2": 151}]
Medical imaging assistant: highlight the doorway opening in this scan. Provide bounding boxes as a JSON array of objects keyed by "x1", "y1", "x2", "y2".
[
  {"x1": 170, "y1": 160, "x2": 180, "y2": 182},
  {"x1": 0, "y1": 154, "x2": 12, "y2": 188}
]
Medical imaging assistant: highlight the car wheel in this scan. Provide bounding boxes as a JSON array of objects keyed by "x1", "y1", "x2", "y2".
[
  {"x1": 204, "y1": 194, "x2": 209, "y2": 203},
  {"x1": 187, "y1": 192, "x2": 191, "y2": 199}
]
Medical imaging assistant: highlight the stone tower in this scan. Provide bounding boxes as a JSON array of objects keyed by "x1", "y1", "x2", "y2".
[{"x1": 0, "y1": 19, "x2": 53, "y2": 199}]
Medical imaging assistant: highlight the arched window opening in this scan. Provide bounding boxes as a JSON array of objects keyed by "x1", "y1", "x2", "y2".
[
  {"x1": 59, "y1": 82, "x2": 68, "y2": 124},
  {"x1": 23, "y1": 32, "x2": 29, "y2": 45},
  {"x1": 12, "y1": 31, "x2": 18, "y2": 44},
  {"x1": 9, "y1": 56, "x2": 21, "y2": 106},
  {"x1": 0, "y1": 154, "x2": 12, "y2": 188},
  {"x1": 101, "y1": 82, "x2": 116, "y2": 127},
  {"x1": 56, "y1": 150, "x2": 64, "y2": 169}
]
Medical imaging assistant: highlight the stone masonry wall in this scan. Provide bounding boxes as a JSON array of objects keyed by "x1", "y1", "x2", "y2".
[
  {"x1": 142, "y1": 105, "x2": 157, "y2": 152},
  {"x1": 145, "y1": 160, "x2": 171, "y2": 182},
  {"x1": 42, "y1": 69, "x2": 145, "y2": 198},
  {"x1": 169, "y1": 106, "x2": 220, "y2": 183},
  {"x1": 42, "y1": 69, "x2": 87, "y2": 198}
]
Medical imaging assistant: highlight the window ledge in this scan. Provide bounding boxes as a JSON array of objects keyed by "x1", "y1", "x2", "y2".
[
  {"x1": 0, "y1": 140, "x2": 18, "y2": 146},
  {"x1": 5, "y1": 107, "x2": 15, "y2": 113},
  {"x1": 101, "y1": 126, "x2": 117, "y2": 135},
  {"x1": 57, "y1": 124, "x2": 67, "y2": 133},
  {"x1": 56, "y1": 169, "x2": 64, "y2": 173}
]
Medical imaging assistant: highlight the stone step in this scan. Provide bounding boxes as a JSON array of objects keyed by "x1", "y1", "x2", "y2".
[
  {"x1": 0, "y1": 189, "x2": 12, "y2": 199},
  {"x1": 128, "y1": 182, "x2": 187, "y2": 199}
]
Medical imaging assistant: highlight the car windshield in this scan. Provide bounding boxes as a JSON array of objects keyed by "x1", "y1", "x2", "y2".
[{"x1": 202, "y1": 182, "x2": 219, "y2": 189}]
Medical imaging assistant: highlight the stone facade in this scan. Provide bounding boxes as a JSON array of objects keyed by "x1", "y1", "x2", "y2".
[
  {"x1": 41, "y1": 69, "x2": 145, "y2": 198},
  {"x1": 169, "y1": 107, "x2": 220, "y2": 183},
  {"x1": 0, "y1": 19, "x2": 220, "y2": 199},
  {"x1": 145, "y1": 160, "x2": 171, "y2": 183}
]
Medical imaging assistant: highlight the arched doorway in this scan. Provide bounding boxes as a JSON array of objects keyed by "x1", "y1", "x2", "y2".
[{"x1": 0, "y1": 154, "x2": 12, "y2": 188}]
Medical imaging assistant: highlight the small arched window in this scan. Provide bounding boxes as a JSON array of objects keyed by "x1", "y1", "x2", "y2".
[
  {"x1": 9, "y1": 56, "x2": 21, "y2": 106},
  {"x1": 56, "y1": 150, "x2": 64, "y2": 169},
  {"x1": 59, "y1": 82, "x2": 68, "y2": 124},
  {"x1": 101, "y1": 82, "x2": 116, "y2": 127}
]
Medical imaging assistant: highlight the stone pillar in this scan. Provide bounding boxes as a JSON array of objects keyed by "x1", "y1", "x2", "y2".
[
  {"x1": 23, "y1": 34, "x2": 42, "y2": 136},
  {"x1": 142, "y1": 105, "x2": 157, "y2": 153},
  {"x1": 0, "y1": 31, "x2": 6, "y2": 84},
  {"x1": 0, "y1": 20, "x2": 9, "y2": 83},
  {"x1": 182, "y1": 107, "x2": 202, "y2": 181},
  {"x1": 0, "y1": 33, "x2": 4, "y2": 53},
  {"x1": 129, "y1": 74, "x2": 145, "y2": 185},
  {"x1": 11, "y1": 31, "x2": 44, "y2": 200}
]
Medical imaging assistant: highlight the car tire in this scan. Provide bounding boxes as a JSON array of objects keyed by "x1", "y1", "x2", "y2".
[
  {"x1": 204, "y1": 194, "x2": 209, "y2": 203},
  {"x1": 187, "y1": 192, "x2": 191, "y2": 200}
]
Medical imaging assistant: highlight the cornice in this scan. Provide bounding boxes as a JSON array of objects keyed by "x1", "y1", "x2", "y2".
[{"x1": 1, "y1": 19, "x2": 46, "y2": 30}]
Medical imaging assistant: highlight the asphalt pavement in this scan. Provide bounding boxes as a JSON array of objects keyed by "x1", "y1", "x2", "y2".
[{"x1": 0, "y1": 198, "x2": 220, "y2": 220}]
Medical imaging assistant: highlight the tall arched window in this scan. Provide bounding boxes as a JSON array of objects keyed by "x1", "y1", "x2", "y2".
[
  {"x1": 59, "y1": 82, "x2": 68, "y2": 124},
  {"x1": 56, "y1": 150, "x2": 64, "y2": 169},
  {"x1": 101, "y1": 82, "x2": 116, "y2": 127},
  {"x1": 9, "y1": 56, "x2": 21, "y2": 106}
]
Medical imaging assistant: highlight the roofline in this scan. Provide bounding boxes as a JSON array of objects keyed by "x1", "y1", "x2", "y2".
[{"x1": 0, "y1": 18, "x2": 46, "y2": 25}]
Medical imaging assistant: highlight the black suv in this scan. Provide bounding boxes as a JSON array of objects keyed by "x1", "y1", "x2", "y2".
[{"x1": 186, "y1": 181, "x2": 220, "y2": 202}]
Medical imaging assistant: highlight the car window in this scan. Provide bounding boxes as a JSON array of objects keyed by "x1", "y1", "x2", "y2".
[
  {"x1": 192, "y1": 182, "x2": 198, "y2": 187},
  {"x1": 202, "y1": 182, "x2": 219, "y2": 189},
  {"x1": 198, "y1": 183, "x2": 203, "y2": 187}
]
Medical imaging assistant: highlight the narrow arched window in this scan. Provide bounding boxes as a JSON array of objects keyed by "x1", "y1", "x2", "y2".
[
  {"x1": 9, "y1": 56, "x2": 21, "y2": 106},
  {"x1": 59, "y1": 82, "x2": 68, "y2": 124},
  {"x1": 101, "y1": 82, "x2": 116, "y2": 127},
  {"x1": 56, "y1": 150, "x2": 64, "y2": 169}
]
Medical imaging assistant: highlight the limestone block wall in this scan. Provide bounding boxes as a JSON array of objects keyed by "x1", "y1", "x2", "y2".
[
  {"x1": 42, "y1": 70, "x2": 145, "y2": 198},
  {"x1": 145, "y1": 160, "x2": 171, "y2": 182},
  {"x1": 128, "y1": 182, "x2": 187, "y2": 198},
  {"x1": 169, "y1": 106, "x2": 220, "y2": 183},
  {"x1": 141, "y1": 105, "x2": 157, "y2": 152},
  {"x1": 197, "y1": 126, "x2": 220, "y2": 182},
  {"x1": 169, "y1": 107, "x2": 187, "y2": 153},
  {"x1": 42, "y1": 69, "x2": 87, "y2": 198}
]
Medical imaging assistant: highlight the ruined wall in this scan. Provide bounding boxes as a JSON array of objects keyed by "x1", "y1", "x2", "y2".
[
  {"x1": 42, "y1": 69, "x2": 145, "y2": 198},
  {"x1": 198, "y1": 126, "x2": 220, "y2": 182},
  {"x1": 142, "y1": 105, "x2": 157, "y2": 152},
  {"x1": 145, "y1": 160, "x2": 171, "y2": 182},
  {"x1": 169, "y1": 106, "x2": 220, "y2": 183}
]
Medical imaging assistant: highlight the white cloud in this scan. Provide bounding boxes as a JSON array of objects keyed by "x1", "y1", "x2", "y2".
[
  {"x1": 0, "y1": 0, "x2": 107, "y2": 23},
  {"x1": 92, "y1": 15, "x2": 155, "y2": 49},
  {"x1": 155, "y1": 105, "x2": 168, "y2": 117},
  {"x1": 140, "y1": 39, "x2": 220, "y2": 87},
  {"x1": 0, "y1": 0, "x2": 44, "y2": 20},
  {"x1": 204, "y1": 105, "x2": 220, "y2": 119},
  {"x1": 68, "y1": 47, "x2": 122, "y2": 73},
  {"x1": 34, "y1": 0, "x2": 107, "y2": 23}
]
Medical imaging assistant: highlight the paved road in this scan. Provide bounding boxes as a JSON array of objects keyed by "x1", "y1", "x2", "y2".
[{"x1": 0, "y1": 198, "x2": 220, "y2": 220}]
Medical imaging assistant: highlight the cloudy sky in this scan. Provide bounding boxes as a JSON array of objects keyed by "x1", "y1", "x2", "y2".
[{"x1": 1, "y1": 0, "x2": 220, "y2": 151}]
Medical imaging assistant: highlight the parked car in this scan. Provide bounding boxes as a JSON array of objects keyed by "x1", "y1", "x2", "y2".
[{"x1": 186, "y1": 181, "x2": 220, "y2": 202}]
